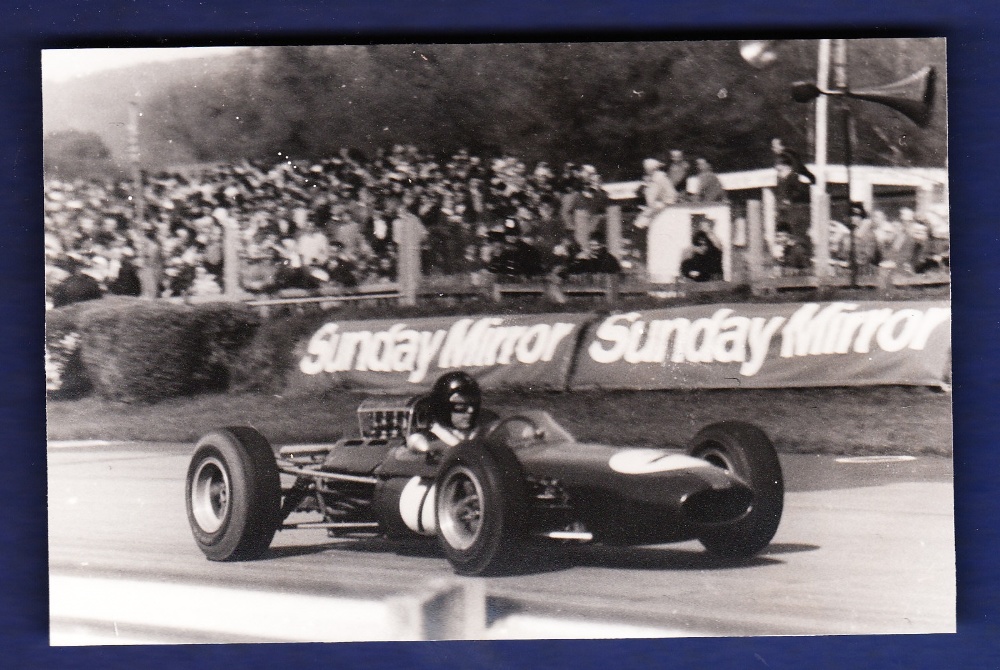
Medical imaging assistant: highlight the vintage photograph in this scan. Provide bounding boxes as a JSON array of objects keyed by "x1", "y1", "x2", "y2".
[{"x1": 44, "y1": 39, "x2": 952, "y2": 644}]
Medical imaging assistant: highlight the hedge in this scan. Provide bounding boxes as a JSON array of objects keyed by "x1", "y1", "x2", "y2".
[
  {"x1": 46, "y1": 298, "x2": 259, "y2": 403},
  {"x1": 190, "y1": 302, "x2": 262, "y2": 393},
  {"x1": 45, "y1": 302, "x2": 92, "y2": 399},
  {"x1": 228, "y1": 310, "x2": 329, "y2": 394}
]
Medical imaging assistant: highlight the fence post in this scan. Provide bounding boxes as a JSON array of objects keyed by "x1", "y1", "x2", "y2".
[
  {"x1": 604, "y1": 272, "x2": 620, "y2": 307},
  {"x1": 746, "y1": 199, "x2": 765, "y2": 296},
  {"x1": 397, "y1": 216, "x2": 421, "y2": 306},
  {"x1": 811, "y1": 189, "x2": 831, "y2": 285},
  {"x1": 385, "y1": 578, "x2": 486, "y2": 640},
  {"x1": 762, "y1": 188, "x2": 777, "y2": 255},
  {"x1": 916, "y1": 184, "x2": 934, "y2": 219},
  {"x1": 877, "y1": 261, "x2": 897, "y2": 297},
  {"x1": 223, "y1": 213, "x2": 242, "y2": 301},
  {"x1": 606, "y1": 204, "x2": 623, "y2": 259}
]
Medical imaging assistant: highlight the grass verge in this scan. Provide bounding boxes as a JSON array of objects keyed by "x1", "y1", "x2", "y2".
[{"x1": 46, "y1": 386, "x2": 952, "y2": 457}]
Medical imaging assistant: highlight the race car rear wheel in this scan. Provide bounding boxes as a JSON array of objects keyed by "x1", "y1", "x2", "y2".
[
  {"x1": 687, "y1": 421, "x2": 784, "y2": 558},
  {"x1": 186, "y1": 427, "x2": 281, "y2": 561},
  {"x1": 434, "y1": 443, "x2": 526, "y2": 576}
]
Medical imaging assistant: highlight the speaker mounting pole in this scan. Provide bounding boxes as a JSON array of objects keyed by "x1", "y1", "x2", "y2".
[{"x1": 791, "y1": 39, "x2": 936, "y2": 288}]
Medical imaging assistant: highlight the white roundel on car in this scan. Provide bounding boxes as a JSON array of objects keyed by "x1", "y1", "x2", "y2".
[
  {"x1": 398, "y1": 476, "x2": 437, "y2": 535},
  {"x1": 609, "y1": 449, "x2": 713, "y2": 475}
]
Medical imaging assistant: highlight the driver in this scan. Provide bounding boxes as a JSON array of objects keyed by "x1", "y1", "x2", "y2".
[{"x1": 408, "y1": 371, "x2": 498, "y2": 452}]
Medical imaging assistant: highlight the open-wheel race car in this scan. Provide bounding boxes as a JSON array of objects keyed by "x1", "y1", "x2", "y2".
[{"x1": 186, "y1": 375, "x2": 784, "y2": 576}]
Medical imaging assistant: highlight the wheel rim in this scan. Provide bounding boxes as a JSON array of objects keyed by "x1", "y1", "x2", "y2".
[
  {"x1": 191, "y1": 456, "x2": 230, "y2": 533},
  {"x1": 438, "y1": 466, "x2": 485, "y2": 551},
  {"x1": 697, "y1": 444, "x2": 736, "y2": 472}
]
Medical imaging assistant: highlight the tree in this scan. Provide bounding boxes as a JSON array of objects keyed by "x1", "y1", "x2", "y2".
[
  {"x1": 137, "y1": 40, "x2": 947, "y2": 176},
  {"x1": 44, "y1": 130, "x2": 123, "y2": 180}
]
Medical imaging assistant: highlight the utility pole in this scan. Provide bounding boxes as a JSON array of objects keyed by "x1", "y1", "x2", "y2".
[
  {"x1": 127, "y1": 98, "x2": 145, "y2": 231},
  {"x1": 812, "y1": 39, "x2": 832, "y2": 279}
]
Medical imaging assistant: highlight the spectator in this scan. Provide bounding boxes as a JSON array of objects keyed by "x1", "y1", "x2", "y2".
[
  {"x1": 923, "y1": 203, "x2": 950, "y2": 271},
  {"x1": 571, "y1": 165, "x2": 608, "y2": 250},
  {"x1": 108, "y1": 260, "x2": 141, "y2": 296},
  {"x1": 852, "y1": 206, "x2": 881, "y2": 271},
  {"x1": 325, "y1": 241, "x2": 361, "y2": 288},
  {"x1": 189, "y1": 265, "x2": 223, "y2": 297},
  {"x1": 635, "y1": 158, "x2": 676, "y2": 229},
  {"x1": 774, "y1": 158, "x2": 812, "y2": 270},
  {"x1": 51, "y1": 270, "x2": 103, "y2": 308},
  {"x1": 828, "y1": 215, "x2": 852, "y2": 266},
  {"x1": 872, "y1": 209, "x2": 905, "y2": 267},
  {"x1": 558, "y1": 230, "x2": 621, "y2": 277},
  {"x1": 486, "y1": 228, "x2": 547, "y2": 278},
  {"x1": 692, "y1": 157, "x2": 727, "y2": 203},
  {"x1": 680, "y1": 229, "x2": 724, "y2": 282},
  {"x1": 558, "y1": 164, "x2": 582, "y2": 236},
  {"x1": 240, "y1": 250, "x2": 278, "y2": 293},
  {"x1": 771, "y1": 137, "x2": 815, "y2": 185},
  {"x1": 366, "y1": 208, "x2": 394, "y2": 259},
  {"x1": 297, "y1": 219, "x2": 330, "y2": 269},
  {"x1": 897, "y1": 207, "x2": 932, "y2": 273},
  {"x1": 667, "y1": 149, "x2": 692, "y2": 200},
  {"x1": 333, "y1": 212, "x2": 369, "y2": 261}
]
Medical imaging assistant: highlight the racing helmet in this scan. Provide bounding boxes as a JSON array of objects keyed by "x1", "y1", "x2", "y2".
[{"x1": 431, "y1": 371, "x2": 482, "y2": 430}]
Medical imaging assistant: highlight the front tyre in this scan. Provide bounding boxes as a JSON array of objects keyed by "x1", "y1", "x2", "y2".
[
  {"x1": 434, "y1": 443, "x2": 526, "y2": 576},
  {"x1": 688, "y1": 421, "x2": 784, "y2": 558},
  {"x1": 186, "y1": 427, "x2": 281, "y2": 561}
]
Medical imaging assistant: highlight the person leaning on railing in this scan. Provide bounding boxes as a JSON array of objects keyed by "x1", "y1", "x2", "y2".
[
  {"x1": 634, "y1": 158, "x2": 677, "y2": 230},
  {"x1": 692, "y1": 157, "x2": 728, "y2": 204},
  {"x1": 773, "y1": 157, "x2": 813, "y2": 270}
]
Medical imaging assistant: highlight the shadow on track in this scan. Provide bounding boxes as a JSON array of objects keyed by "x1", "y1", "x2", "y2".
[
  {"x1": 521, "y1": 543, "x2": 786, "y2": 574},
  {"x1": 759, "y1": 542, "x2": 820, "y2": 556},
  {"x1": 265, "y1": 536, "x2": 813, "y2": 576}
]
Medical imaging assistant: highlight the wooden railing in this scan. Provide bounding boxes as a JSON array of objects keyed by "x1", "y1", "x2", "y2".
[{"x1": 231, "y1": 267, "x2": 949, "y2": 315}]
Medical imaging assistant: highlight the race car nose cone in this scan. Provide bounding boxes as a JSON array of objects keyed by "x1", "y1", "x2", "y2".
[{"x1": 681, "y1": 484, "x2": 753, "y2": 524}]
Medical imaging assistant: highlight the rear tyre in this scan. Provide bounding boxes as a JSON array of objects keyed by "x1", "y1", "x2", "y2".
[
  {"x1": 186, "y1": 427, "x2": 282, "y2": 561},
  {"x1": 688, "y1": 421, "x2": 784, "y2": 558},
  {"x1": 434, "y1": 443, "x2": 526, "y2": 576}
]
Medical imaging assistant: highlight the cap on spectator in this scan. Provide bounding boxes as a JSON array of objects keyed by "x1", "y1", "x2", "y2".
[
  {"x1": 643, "y1": 158, "x2": 664, "y2": 171},
  {"x1": 850, "y1": 202, "x2": 868, "y2": 218}
]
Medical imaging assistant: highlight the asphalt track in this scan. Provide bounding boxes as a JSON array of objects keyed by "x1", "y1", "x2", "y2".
[{"x1": 47, "y1": 441, "x2": 955, "y2": 644}]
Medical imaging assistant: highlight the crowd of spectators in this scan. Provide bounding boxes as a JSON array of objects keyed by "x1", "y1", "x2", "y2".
[
  {"x1": 44, "y1": 145, "x2": 638, "y2": 303},
  {"x1": 44, "y1": 141, "x2": 949, "y2": 306},
  {"x1": 825, "y1": 202, "x2": 950, "y2": 276},
  {"x1": 770, "y1": 137, "x2": 949, "y2": 276}
]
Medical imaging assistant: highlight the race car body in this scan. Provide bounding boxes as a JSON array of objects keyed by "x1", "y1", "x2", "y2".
[{"x1": 186, "y1": 394, "x2": 783, "y2": 576}]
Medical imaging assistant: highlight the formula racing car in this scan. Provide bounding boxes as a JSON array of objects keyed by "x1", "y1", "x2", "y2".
[{"x1": 186, "y1": 377, "x2": 784, "y2": 576}]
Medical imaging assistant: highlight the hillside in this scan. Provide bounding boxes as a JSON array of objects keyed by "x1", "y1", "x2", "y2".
[
  {"x1": 42, "y1": 52, "x2": 246, "y2": 169},
  {"x1": 41, "y1": 40, "x2": 948, "y2": 178}
]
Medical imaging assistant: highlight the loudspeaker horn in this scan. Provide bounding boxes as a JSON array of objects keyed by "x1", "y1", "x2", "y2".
[
  {"x1": 739, "y1": 40, "x2": 779, "y2": 69},
  {"x1": 846, "y1": 66, "x2": 936, "y2": 127}
]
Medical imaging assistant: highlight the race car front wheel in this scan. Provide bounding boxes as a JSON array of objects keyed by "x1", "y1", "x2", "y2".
[
  {"x1": 186, "y1": 427, "x2": 282, "y2": 561},
  {"x1": 434, "y1": 443, "x2": 527, "y2": 576},
  {"x1": 687, "y1": 421, "x2": 784, "y2": 559}
]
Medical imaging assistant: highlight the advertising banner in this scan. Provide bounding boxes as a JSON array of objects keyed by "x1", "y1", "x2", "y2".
[
  {"x1": 570, "y1": 301, "x2": 951, "y2": 390},
  {"x1": 289, "y1": 312, "x2": 592, "y2": 393}
]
